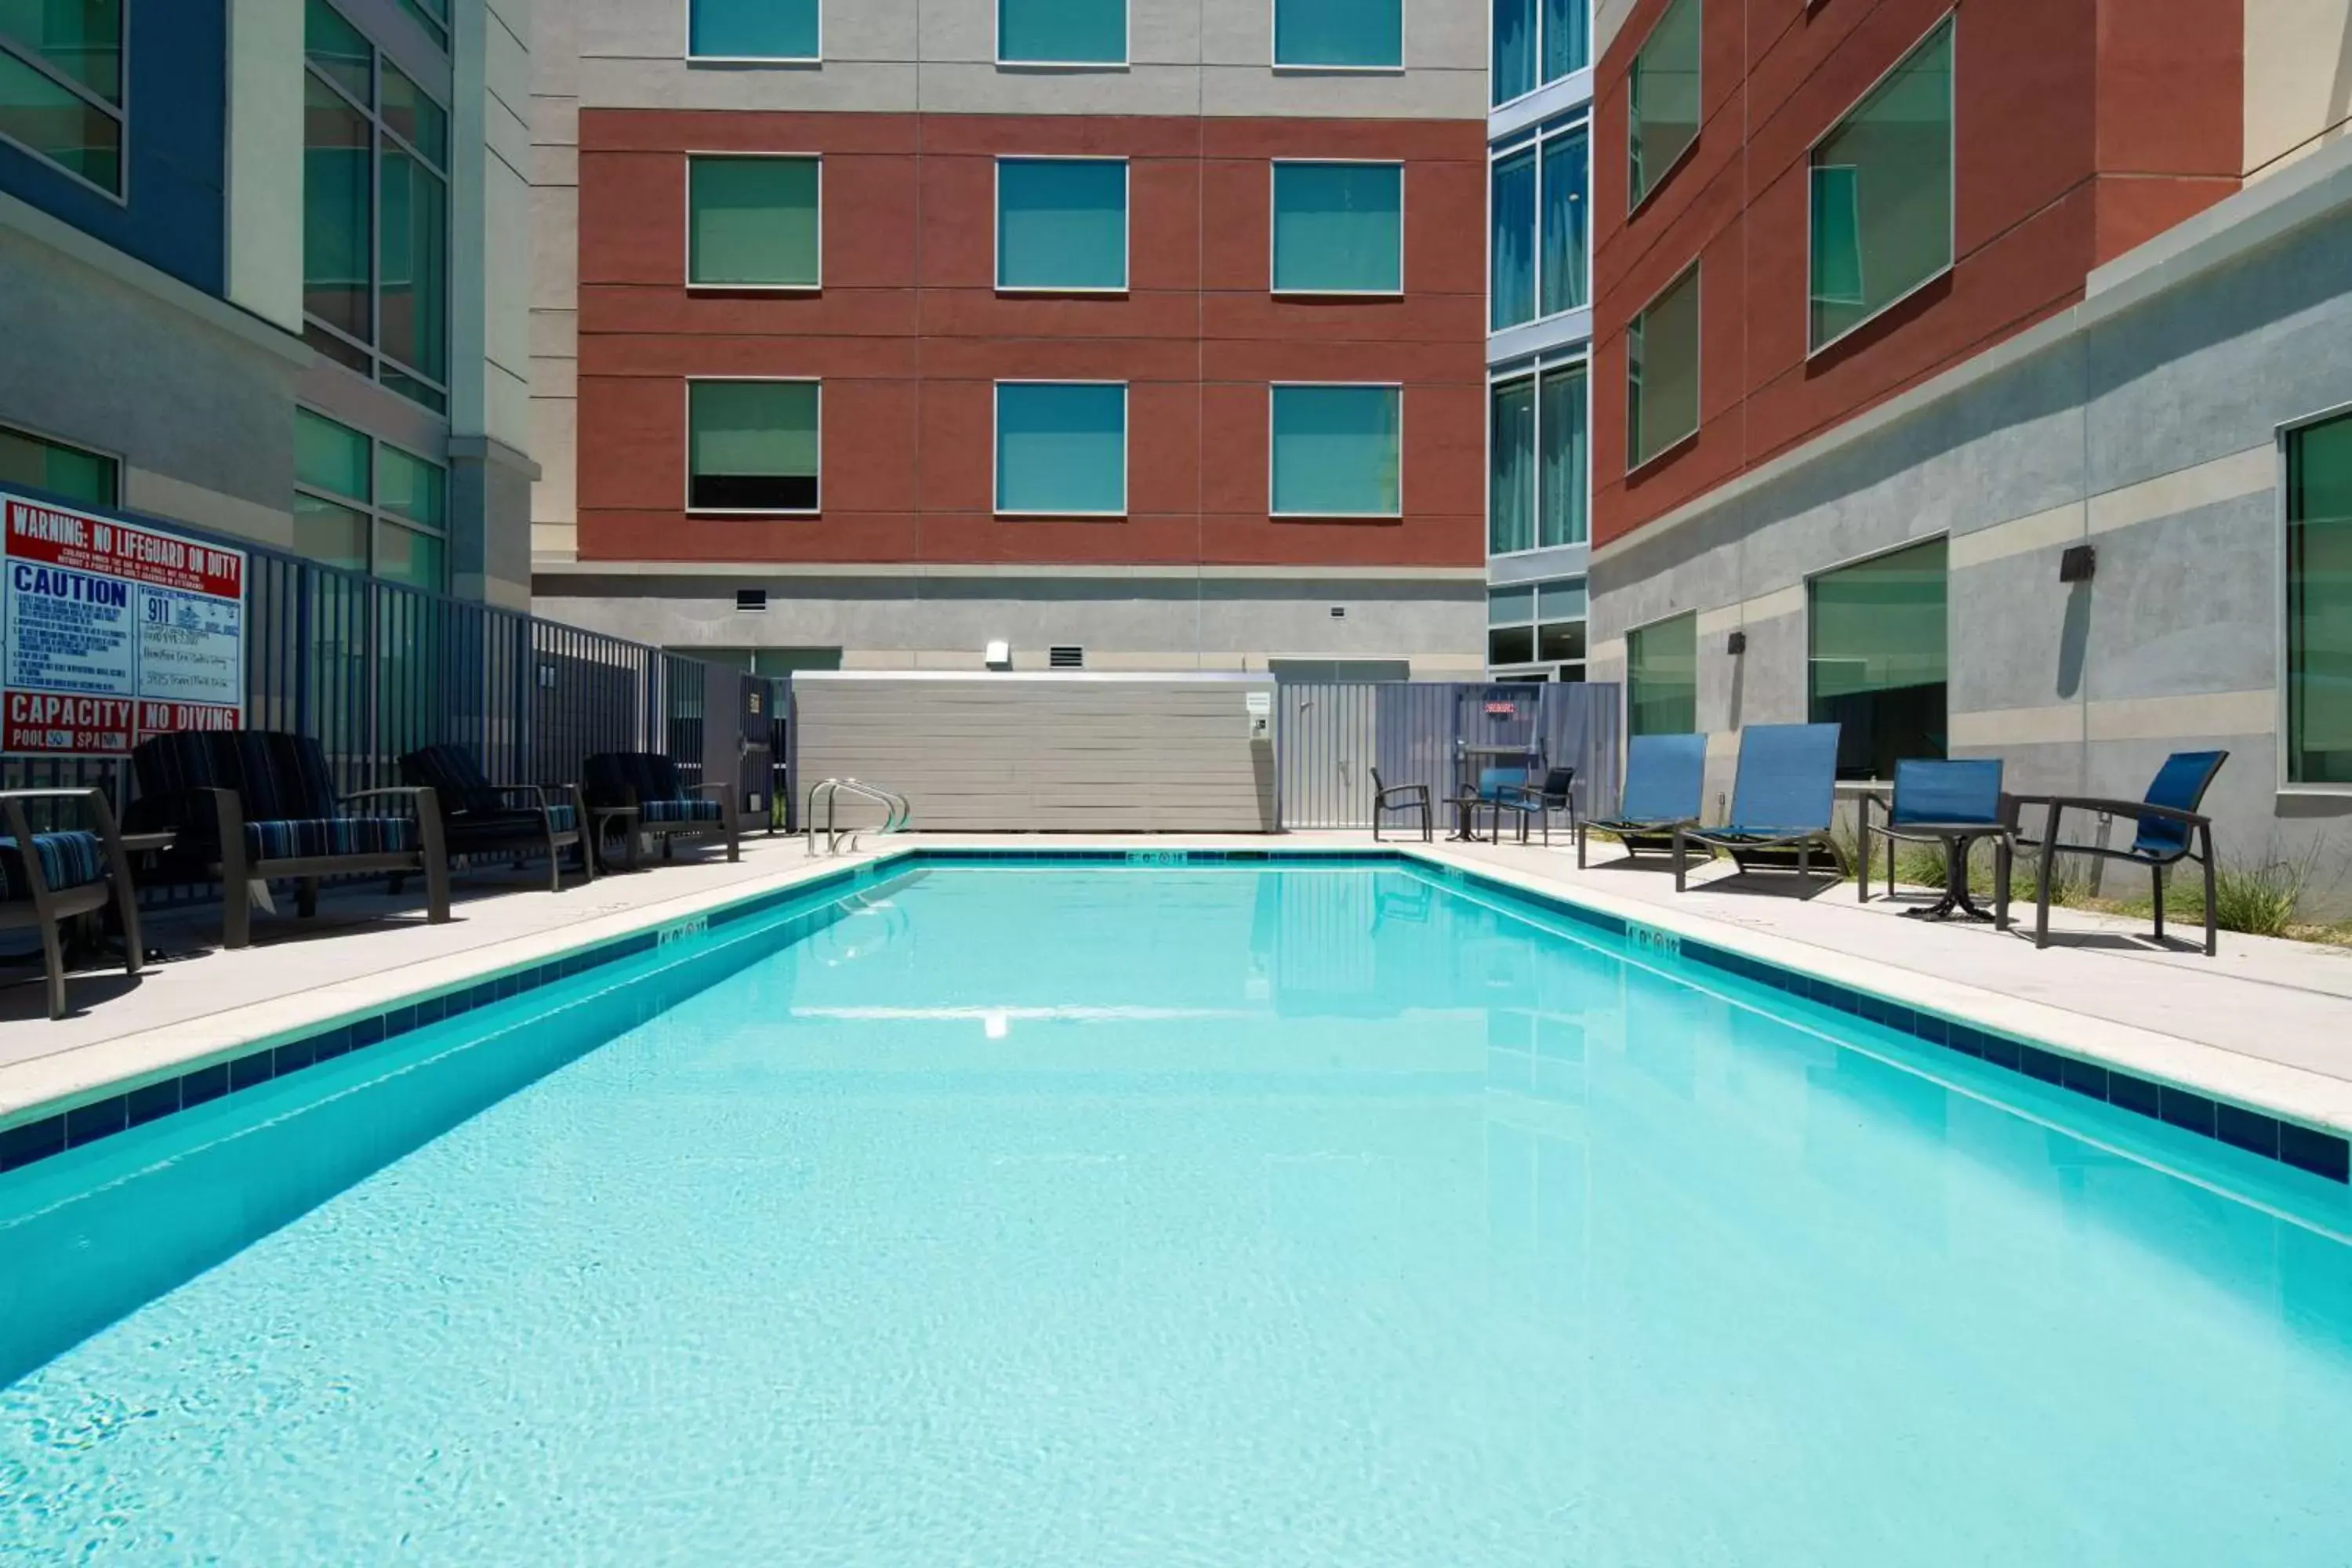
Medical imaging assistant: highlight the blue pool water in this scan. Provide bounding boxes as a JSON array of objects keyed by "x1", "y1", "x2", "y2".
[{"x1": 4, "y1": 864, "x2": 2352, "y2": 1564}]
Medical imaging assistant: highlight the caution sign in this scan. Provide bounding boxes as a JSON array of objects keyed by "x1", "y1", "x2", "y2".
[{"x1": 3, "y1": 494, "x2": 245, "y2": 757}]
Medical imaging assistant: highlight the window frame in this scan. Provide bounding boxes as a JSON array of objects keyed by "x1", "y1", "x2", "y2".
[
  {"x1": 0, "y1": 0, "x2": 129, "y2": 202},
  {"x1": 683, "y1": 0, "x2": 822, "y2": 64},
  {"x1": 1626, "y1": 0, "x2": 1701, "y2": 214},
  {"x1": 1267, "y1": 381, "x2": 1406, "y2": 521},
  {"x1": 1802, "y1": 532, "x2": 1951, "y2": 780},
  {"x1": 292, "y1": 405, "x2": 451, "y2": 591},
  {"x1": 1488, "y1": 113, "x2": 1591, "y2": 332},
  {"x1": 0, "y1": 419, "x2": 123, "y2": 508},
  {"x1": 1268, "y1": 158, "x2": 1407, "y2": 299},
  {"x1": 2279, "y1": 397, "x2": 2352, "y2": 794},
  {"x1": 991, "y1": 379, "x2": 1131, "y2": 519},
  {"x1": 993, "y1": 154, "x2": 1132, "y2": 295},
  {"x1": 1803, "y1": 11, "x2": 1957, "y2": 358},
  {"x1": 1624, "y1": 608, "x2": 1699, "y2": 736},
  {"x1": 683, "y1": 151, "x2": 824, "y2": 292},
  {"x1": 1486, "y1": 575, "x2": 1590, "y2": 681},
  {"x1": 683, "y1": 376, "x2": 825, "y2": 518},
  {"x1": 1269, "y1": 0, "x2": 1407, "y2": 73},
  {"x1": 1490, "y1": 0, "x2": 1592, "y2": 111},
  {"x1": 1624, "y1": 258, "x2": 1700, "y2": 473},
  {"x1": 996, "y1": 0, "x2": 1132, "y2": 69},
  {"x1": 303, "y1": 2, "x2": 453, "y2": 412},
  {"x1": 1486, "y1": 354, "x2": 1590, "y2": 557}
]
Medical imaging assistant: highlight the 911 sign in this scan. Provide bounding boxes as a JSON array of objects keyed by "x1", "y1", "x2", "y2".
[{"x1": 2, "y1": 495, "x2": 246, "y2": 757}]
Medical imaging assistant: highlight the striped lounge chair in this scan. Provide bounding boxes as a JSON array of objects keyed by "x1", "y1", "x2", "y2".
[
  {"x1": 125, "y1": 731, "x2": 450, "y2": 949},
  {"x1": 401, "y1": 744, "x2": 593, "y2": 893},
  {"x1": 2, "y1": 789, "x2": 142, "y2": 1018},
  {"x1": 582, "y1": 752, "x2": 738, "y2": 871}
]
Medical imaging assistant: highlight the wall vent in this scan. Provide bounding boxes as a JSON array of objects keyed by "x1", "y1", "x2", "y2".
[
  {"x1": 1047, "y1": 646, "x2": 1085, "y2": 670},
  {"x1": 735, "y1": 589, "x2": 768, "y2": 612}
]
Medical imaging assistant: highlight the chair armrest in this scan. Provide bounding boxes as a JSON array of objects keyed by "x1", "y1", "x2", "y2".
[
  {"x1": 2009, "y1": 793, "x2": 2210, "y2": 827},
  {"x1": 0, "y1": 786, "x2": 107, "y2": 804},
  {"x1": 487, "y1": 784, "x2": 553, "y2": 812},
  {"x1": 340, "y1": 786, "x2": 435, "y2": 813},
  {"x1": 1376, "y1": 784, "x2": 1430, "y2": 806},
  {"x1": 690, "y1": 782, "x2": 731, "y2": 800}
]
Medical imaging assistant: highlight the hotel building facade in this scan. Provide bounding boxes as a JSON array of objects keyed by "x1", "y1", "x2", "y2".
[
  {"x1": 528, "y1": 0, "x2": 1495, "y2": 678},
  {"x1": 1581, "y1": 0, "x2": 2352, "y2": 889}
]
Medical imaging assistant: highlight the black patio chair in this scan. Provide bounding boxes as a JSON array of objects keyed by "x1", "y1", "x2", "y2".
[
  {"x1": 2, "y1": 789, "x2": 143, "y2": 1018},
  {"x1": 2002, "y1": 750, "x2": 2228, "y2": 956},
  {"x1": 1368, "y1": 768, "x2": 1432, "y2": 843}
]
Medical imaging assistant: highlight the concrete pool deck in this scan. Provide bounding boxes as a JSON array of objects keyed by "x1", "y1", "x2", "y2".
[{"x1": 2, "y1": 832, "x2": 2350, "y2": 1145}]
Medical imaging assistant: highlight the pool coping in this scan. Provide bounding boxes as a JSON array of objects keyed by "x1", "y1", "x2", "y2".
[{"x1": 2, "y1": 843, "x2": 2346, "y2": 1187}]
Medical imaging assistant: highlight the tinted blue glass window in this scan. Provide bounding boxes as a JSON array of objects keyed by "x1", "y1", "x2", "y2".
[
  {"x1": 997, "y1": 384, "x2": 1127, "y2": 514},
  {"x1": 997, "y1": 158, "x2": 1128, "y2": 289}
]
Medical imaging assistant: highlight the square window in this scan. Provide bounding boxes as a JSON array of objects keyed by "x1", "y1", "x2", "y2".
[
  {"x1": 1628, "y1": 0, "x2": 1700, "y2": 208},
  {"x1": 689, "y1": 381, "x2": 821, "y2": 512},
  {"x1": 690, "y1": 0, "x2": 819, "y2": 60},
  {"x1": 1274, "y1": 0, "x2": 1403, "y2": 69},
  {"x1": 0, "y1": 424, "x2": 117, "y2": 509},
  {"x1": 375, "y1": 519, "x2": 445, "y2": 591},
  {"x1": 378, "y1": 444, "x2": 446, "y2": 532},
  {"x1": 996, "y1": 158, "x2": 1128, "y2": 290},
  {"x1": 1627, "y1": 612, "x2": 1697, "y2": 736},
  {"x1": 1271, "y1": 386, "x2": 1402, "y2": 517},
  {"x1": 689, "y1": 155, "x2": 821, "y2": 288},
  {"x1": 1493, "y1": 0, "x2": 1590, "y2": 106},
  {"x1": 1626, "y1": 263, "x2": 1699, "y2": 468},
  {"x1": 2287, "y1": 409, "x2": 2352, "y2": 784},
  {"x1": 1000, "y1": 0, "x2": 1127, "y2": 65},
  {"x1": 296, "y1": 409, "x2": 372, "y2": 503},
  {"x1": 996, "y1": 383, "x2": 1127, "y2": 515},
  {"x1": 1272, "y1": 162, "x2": 1402, "y2": 294},
  {"x1": 1808, "y1": 18, "x2": 1953, "y2": 350},
  {"x1": 1809, "y1": 538, "x2": 1948, "y2": 780}
]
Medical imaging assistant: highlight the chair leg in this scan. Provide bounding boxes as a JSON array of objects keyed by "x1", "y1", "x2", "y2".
[
  {"x1": 2201, "y1": 826, "x2": 2218, "y2": 957},
  {"x1": 1994, "y1": 838, "x2": 2013, "y2": 931},
  {"x1": 1674, "y1": 827, "x2": 1690, "y2": 892},
  {"x1": 423, "y1": 852, "x2": 452, "y2": 925},
  {"x1": 1576, "y1": 822, "x2": 1588, "y2": 869},
  {"x1": 298, "y1": 876, "x2": 318, "y2": 920},
  {"x1": 2035, "y1": 852, "x2": 2055, "y2": 950},
  {"x1": 546, "y1": 829, "x2": 563, "y2": 893},
  {"x1": 38, "y1": 916, "x2": 68, "y2": 1019},
  {"x1": 2151, "y1": 865, "x2": 2166, "y2": 944},
  {"x1": 1418, "y1": 804, "x2": 1429, "y2": 844}
]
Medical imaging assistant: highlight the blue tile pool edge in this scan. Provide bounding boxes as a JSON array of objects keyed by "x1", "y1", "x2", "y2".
[
  {"x1": 0, "y1": 854, "x2": 920, "y2": 1177},
  {"x1": 1406, "y1": 854, "x2": 2352, "y2": 1185},
  {"x1": 4, "y1": 845, "x2": 2344, "y2": 1189}
]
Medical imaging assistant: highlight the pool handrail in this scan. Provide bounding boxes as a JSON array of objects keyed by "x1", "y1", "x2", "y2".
[{"x1": 805, "y1": 779, "x2": 912, "y2": 855}]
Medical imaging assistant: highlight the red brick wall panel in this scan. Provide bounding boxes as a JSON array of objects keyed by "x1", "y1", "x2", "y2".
[
  {"x1": 575, "y1": 108, "x2": 1484, "y2": 569},
  {"x1": 1589, "y1": 0, "x2": 2244, "y2": 547}
]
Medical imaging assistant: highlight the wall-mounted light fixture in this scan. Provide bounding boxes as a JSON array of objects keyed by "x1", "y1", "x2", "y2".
[
  {"x1": 2059, "y1": 544, "x2": 2096, "y2": 584},
  {"x1": 1726, "y1": 630, "x2": 1748, "y2": 656}
]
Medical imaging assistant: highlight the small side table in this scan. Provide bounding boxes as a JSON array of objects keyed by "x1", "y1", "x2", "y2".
[
  {"x1": 1892, "y1": 822, "x2": 2010, "y2": 924},
  {"x1": 75, "y1": 829, "x2": 176, "y2": 964}
]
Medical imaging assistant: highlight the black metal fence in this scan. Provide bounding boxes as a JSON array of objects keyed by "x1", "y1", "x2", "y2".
[
  {"x1": 1275, "y1": 681, "x2": 1621, "y2": 832},
  {"x1": 2, "y1": 503, "x2": 719, "y2": 808}
]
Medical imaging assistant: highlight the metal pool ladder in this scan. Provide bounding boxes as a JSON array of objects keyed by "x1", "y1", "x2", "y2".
[{"x1": 805, "y1": 779, "x2": 913, "y2": 856}]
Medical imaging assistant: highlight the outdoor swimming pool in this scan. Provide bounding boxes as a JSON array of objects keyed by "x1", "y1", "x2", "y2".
[{"x1": 4, "y1": 859, "x2": 2351, "y2": 1564}]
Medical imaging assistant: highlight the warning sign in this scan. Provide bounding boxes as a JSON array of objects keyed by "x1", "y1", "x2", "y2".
[{"x1": 3, "y1": 495, "x2": 245, "y2": 756}]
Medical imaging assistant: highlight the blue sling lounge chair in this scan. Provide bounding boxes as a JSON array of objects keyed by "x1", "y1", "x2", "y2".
[
  {"x1": 1672, "y1": 723, "x2": 1846, "y2": 892},
  {"x1": 1577, "y1": 733, "x2": 1706, "y2": 869}
]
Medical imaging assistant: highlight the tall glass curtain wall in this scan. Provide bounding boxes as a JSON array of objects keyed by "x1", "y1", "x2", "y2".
[
  {"x1": 2288, "y1": 409, "x2": 2352, "y2": 785},
  {"x1": 0, "y1": 0, "x2": 124, "y2": 192},
  {"x1": 303, "y1": 0, "x2": 451, "y2": 414},
  {"x1": 1492, "y1": 122, "x2": 1589, "y2": 331},
  {"x1": 1493, "y1": 0, "x2": 1591, "y2": 105},
  {"x1": 1490, "y1": 366, "x2": 1588, "y2": 554},
  {"x1": 1808, "y1": 19, "x2": 1954, "y2": 350},
  {"x1": 1807, "y1": 538, "x2": 1948, "y2": 781}
]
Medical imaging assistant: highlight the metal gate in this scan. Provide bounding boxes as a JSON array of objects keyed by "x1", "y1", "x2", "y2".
[{"x1": 1274, "y1": 681, "x2": 1621, "y2": 832}]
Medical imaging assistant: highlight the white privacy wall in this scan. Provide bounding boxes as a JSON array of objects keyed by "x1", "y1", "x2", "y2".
[{"x1": 793, "y1": 673, "x2": 1279, "y2": 833}]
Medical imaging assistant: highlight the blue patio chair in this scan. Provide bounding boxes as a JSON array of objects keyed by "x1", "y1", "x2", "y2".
[
  {"x1": 1577, "y1": 734, "x2": 1706, "y2": 868},
  {"x1": 1673, "y1": 723, "x2": 1846, "y2": 892},
  {"x1": 2003, "y1": 751, "x2": 2228, "y2": 956},
  {"x1": 1447, "y1": 764, "x2": 1537, "y2": 844},
  {"x1": 1857, "y1": 758, "x2": 2009, "y2": 922}
]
